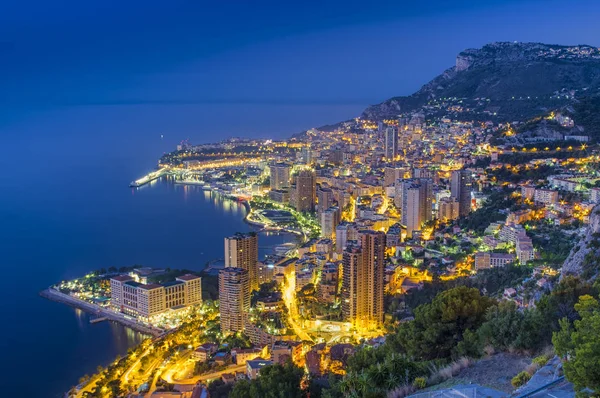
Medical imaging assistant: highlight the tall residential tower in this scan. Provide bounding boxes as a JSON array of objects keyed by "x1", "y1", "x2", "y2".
[{"x1": 225, "y1": 232, "x2": 259, "y2": 291}]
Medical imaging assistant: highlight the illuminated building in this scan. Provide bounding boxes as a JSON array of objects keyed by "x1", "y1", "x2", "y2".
[
  {"x1": 341, "y1": 231, "x2": 386, "y2": 329},
  {"x1": 225, "y1": 232, "x2": 259, "y2": 291},
  {"x1": 320, "y1": 206, "x2": 340, "y2": 239},
  {"x1": 384, "y1": 127, "x2": 398, "y2": 160},
  {"x1": 396, "y1": 178, "x2": 433, "y2": 238},
  {"x1": 335, "y1": 221, "x2": 358, "y2": 253},
  {"x1": 294, "y1": 169, "x2": 316, "y2": 212},
  {"x1": 268, "y1": 189, "x2": 290, "y2": 204},
  {"x1": 110, "y1": 274, "x2": 202, "y2": 321},
  {"x1": 474, "y1": 252, "x2": 515, "y2": 270},
  {"x1": 317, "y1": 185, "x2": 334, "y2": 213},
  {"x1": 533, "y1": 188, "x2": 559, "y2": 205},
  {"x1": 384, "y1": 166, "x2": 409, "y2": 187},
  {"x1": 219, "y1": 267, "x2": 250, "y2": 334},
  {"x1": 438, "y1": 197, "x2": 460, "y2": 221},
  {"x1": 451, "y1": 169, "x2": 473, "y2": 217},
  {"x1": 269, "y1": 162, "x2": 291, "y2": 190}
]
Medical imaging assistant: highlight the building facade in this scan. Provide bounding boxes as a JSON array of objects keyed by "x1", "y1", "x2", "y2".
[
  {"x1": 110, "y1": 274, "x2": 202, "y2": 321},
  {"x1": 294, "y1": 169, "x2": 316, "y2": 212},
  {"x1": 219, "y1": 267, "x2": 251, "y2": 334},
  {"x1": 396, "y1": 178, "x2": 433, "y2": 238},
  {"x1": 225, "y1": 232, "x2": 259, "y2": 291},
  {"x1": 451, "y1": 169, "x2": 472, "y2": 217},
  {"x1": 341, "y1": 231, "x2": 386, "y2": 329},
  {"x1": 269, "y1": 162, "x2": 291, "y2": 190}
]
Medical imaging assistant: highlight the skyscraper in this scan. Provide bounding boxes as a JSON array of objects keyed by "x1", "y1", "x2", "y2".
[
  {"x1": 225, "y1": 232, "x2": 259, "y2": 291},
  {"x1": 384, "y1": 127, "x2": 398, "y2": 160},
  {"x1": 341, "y1": 231, "x2": 386, "y2": 329},
  {"x1": 451, "y1": 169, "x2": 472, "y2": 217},
  {"x1": 395, "y1": 178, "x2": 433, "y2": 238},
  {"x1": 294, "y1": 169, "x2": 316, "y2": 212},
  {"x1": 219, "y1": 267, "x2": 250, "y2": 334},
  {"x1": 269, "y1": 162, "x2": 291, "y2": 190}
]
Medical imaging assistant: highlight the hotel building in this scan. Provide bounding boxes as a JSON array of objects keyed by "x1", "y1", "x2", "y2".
[{"x1": 110, "y1": 274, "x2": 202, "y2": 321}]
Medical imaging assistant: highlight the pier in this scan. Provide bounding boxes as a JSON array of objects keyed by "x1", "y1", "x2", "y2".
[
  {"x1": 40, "y1": 288, "x2": 161, "y2": 337},
  {"x1": 129, "y1": 168, "x2": 168, "y2": 188}
]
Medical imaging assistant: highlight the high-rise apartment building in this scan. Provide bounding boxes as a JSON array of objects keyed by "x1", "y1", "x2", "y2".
[
  {"x1": 383, "y1": 166, "x2": 410, "y2": 187},
  {"x1": 317, "y1": 185, "x2": 334, "y2": 213},
  {"x1": 219, "y1": 267, "x2": 251, "y2": 334},
  {"x1": 336, "y1": 221, "x2": 358, "y2": 253},
  {"x1": 320, "y1": 206, "x2": 340, "y2": 239},
  {"x1": 438, "y1": 197, "x2": 460, "y2": 221},
  {"x1": 395, "y1": 178, "x2": 433, "y2": 238},
  {"x1": 451, "y1": 169, "x2": 472, "y2": 217},
  {"x1": 341, "y1": 231, "x2": 386, "y2": 329},
  {"x1": 294, "y1": 169, "x2": 316, "y2": 212},
  {"x1": 225, "y1": 232, "x2": 259, "y2": 291},
  {"x1": 384, "y1": 127, "x2": 398, "y2": 160},
  {"x1": 269, "y1": 163, "x2": 291, "y2": 190}
]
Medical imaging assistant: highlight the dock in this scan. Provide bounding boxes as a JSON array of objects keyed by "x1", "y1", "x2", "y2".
[
  {"x1": 40, "y1": 288, "x2": 162, "y2": 337},
  {"x1": 130, "y1": 168, "x2": 168, "y2": 188}
]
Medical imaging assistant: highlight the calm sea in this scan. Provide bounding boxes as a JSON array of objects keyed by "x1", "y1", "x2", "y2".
[{"x1": 0, "y1": 103, "x2": 363, "y2": 397}]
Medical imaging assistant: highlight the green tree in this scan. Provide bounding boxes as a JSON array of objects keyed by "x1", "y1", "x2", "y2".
[
  {"x1": 207, "y1": 379, "x2": 234, "y2": 398},
  {"x1": 478, "y1": 301, "x2": 547, "y2": 351},
  {"x1": 538, "y1": 276, "x2": 597, "y2": 331},
  {"x1": 393, "y1": 286, "x2": 495, "y2": 360},
  {"x1": 553, "y1": 295, "x2": 600, "y2": 393},
  {"x1": 229, "y1": 362, "x2": 306, "y2": 398}
]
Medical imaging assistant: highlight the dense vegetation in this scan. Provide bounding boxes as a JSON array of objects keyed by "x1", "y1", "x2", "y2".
[
  {"x1": 318, "y1": 276, "x2": 600, "y2": 398},
  {"x1": 458, "y1": 188, "x2": 518, "y2": 234}
]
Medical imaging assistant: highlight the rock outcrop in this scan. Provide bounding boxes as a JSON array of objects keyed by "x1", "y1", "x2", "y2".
[{"x1": 561, "y1": 205, "x2": 600, "y2": 279}]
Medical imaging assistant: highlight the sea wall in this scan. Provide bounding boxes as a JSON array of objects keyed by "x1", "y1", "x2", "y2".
[{"x1": 40, "y1": 288, "x2": 161, "y2": 337}]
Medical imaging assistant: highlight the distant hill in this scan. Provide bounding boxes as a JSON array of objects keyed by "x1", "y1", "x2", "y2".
[{"x1": 361, "y1": 42, "x2": 600, "y2": 122}]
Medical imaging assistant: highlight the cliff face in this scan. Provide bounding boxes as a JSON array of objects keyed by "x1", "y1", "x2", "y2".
[
  {"x1": 561, "y1": 205, "x2": 600, "y2": 279},
  {"x1": 361, "y1": 42, "x2": 600, "y2": 121}
]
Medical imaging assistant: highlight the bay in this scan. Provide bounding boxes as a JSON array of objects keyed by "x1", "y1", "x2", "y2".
[{"x1": 0, "y1": 103, "x2": 363, "y2": 397}]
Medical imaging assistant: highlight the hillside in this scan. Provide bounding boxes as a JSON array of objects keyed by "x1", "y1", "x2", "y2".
[{"x1": 361, "y1": 42, "x2": 600, "y2": 122}]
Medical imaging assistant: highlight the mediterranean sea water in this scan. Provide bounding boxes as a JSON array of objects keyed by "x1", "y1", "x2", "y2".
[{"x1": 0, "y1": 103, "x2": 363, "y2": 397}]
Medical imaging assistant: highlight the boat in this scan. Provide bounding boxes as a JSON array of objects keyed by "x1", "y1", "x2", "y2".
[{"x1": 129, "y1": 181, "x2": 140, "y2": 188}]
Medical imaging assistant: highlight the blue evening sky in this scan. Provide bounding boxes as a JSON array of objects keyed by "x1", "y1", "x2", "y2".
[{"x1": 1, "y1": 0, "x2": 599, "y2": 142}]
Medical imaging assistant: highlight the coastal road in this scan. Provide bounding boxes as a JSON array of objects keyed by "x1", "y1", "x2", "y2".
[{"x1": 166, "y1": 364, "x2": 247, "y2": 385}]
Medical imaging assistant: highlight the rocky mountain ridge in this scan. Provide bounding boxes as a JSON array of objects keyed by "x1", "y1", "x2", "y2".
[{"x1": 361, "y1": 42, "x2": 600, "y2": 122}]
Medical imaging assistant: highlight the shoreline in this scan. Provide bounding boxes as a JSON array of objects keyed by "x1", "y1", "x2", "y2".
[{"x1": 40, "y1": 288, "x2": 161, "y2": 337}]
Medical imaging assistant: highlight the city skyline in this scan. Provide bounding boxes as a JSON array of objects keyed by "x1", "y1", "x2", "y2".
[{"x1": 4, "y1": 2, "x2": 600, "y2": 397}]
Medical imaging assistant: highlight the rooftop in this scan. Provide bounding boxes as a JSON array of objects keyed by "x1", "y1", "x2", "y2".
[
  {"x1": 138, "y1": 283, "x2": 164, "y2": 290},
  {"x1": 247, "y1": 358, "x2": 273, "y2": 369},
  {"x1": 163, "y1": 280, "x2": 185, "y2": 287},
  {"x1": 112, "y1": 275, "x2": 134, "y2": 282},
  {"x1": 177, "y1": 273, "x2": 201, "y2": 281}
]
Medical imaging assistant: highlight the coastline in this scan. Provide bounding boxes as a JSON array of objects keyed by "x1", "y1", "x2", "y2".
[{"x1": 40, "y1": 288, "x2": 161, "y2": 337}]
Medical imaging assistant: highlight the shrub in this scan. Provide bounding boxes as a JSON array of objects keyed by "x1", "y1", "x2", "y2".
[
  {"x1": 511, "y1": 371, "x2": 531, "y2": 388},
  {"x1": 532, "y1": 355, "x2": 550, "y2": 368},
  {"x1": 413, "y1": 377, "x2": 427, "y2": 389}
]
